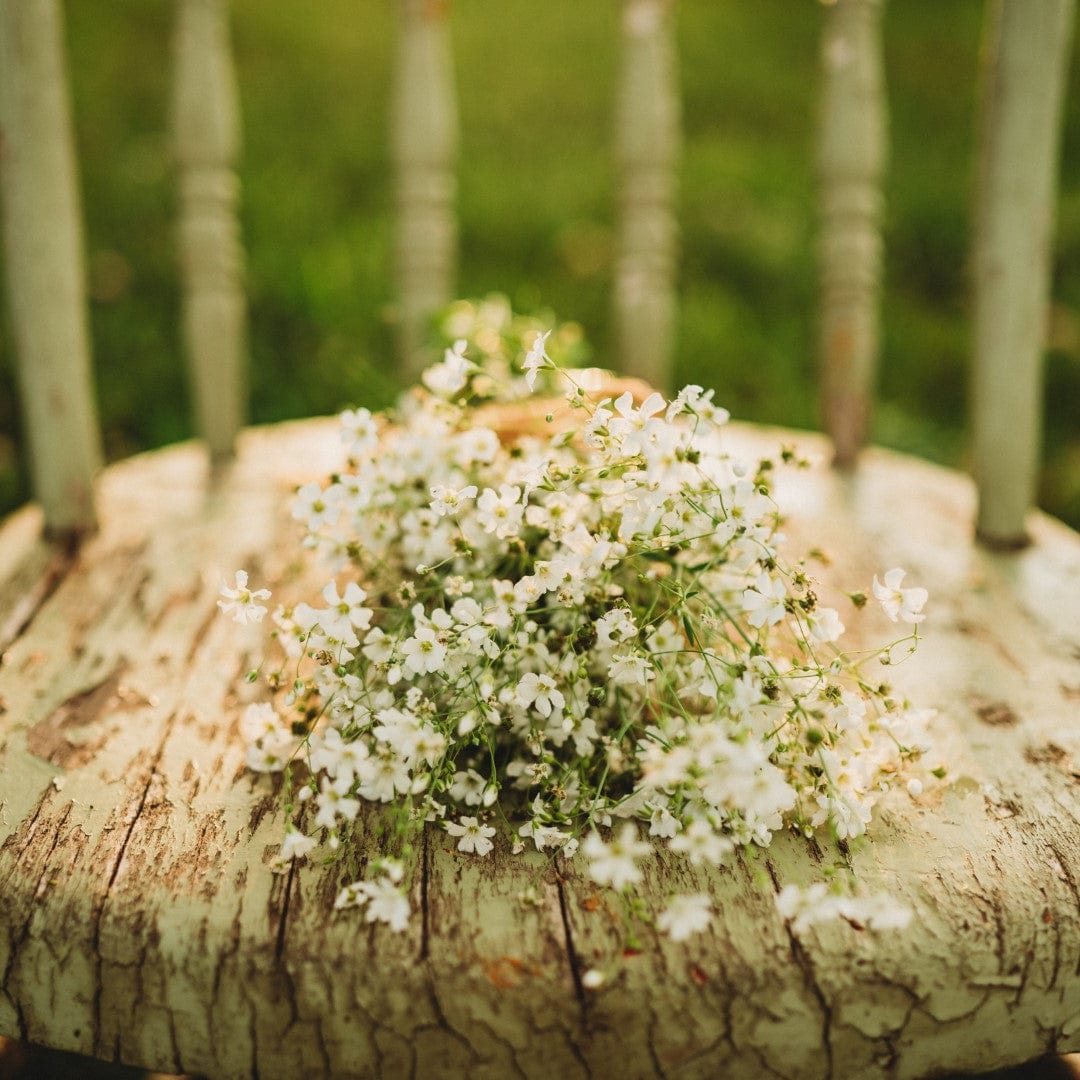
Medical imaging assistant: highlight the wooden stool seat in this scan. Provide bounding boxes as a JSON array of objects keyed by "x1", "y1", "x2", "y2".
[{"x1": 1, "y1": 418, "x2": 1077, "y2": 1079}]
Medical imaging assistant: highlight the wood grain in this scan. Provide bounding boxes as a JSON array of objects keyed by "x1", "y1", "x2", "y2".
[{"x1": 0, "y1": 418, "x2": 1078, "y2": 1079}]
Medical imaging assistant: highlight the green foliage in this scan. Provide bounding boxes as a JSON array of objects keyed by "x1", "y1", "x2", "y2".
[{"x1": 0, "y1": 0, "x2": 1077, "y2": 527}]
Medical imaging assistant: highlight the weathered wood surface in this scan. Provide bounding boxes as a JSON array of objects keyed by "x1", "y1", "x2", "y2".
[{"x1": 0, "y1": 418, "x2": 1078, "y2": 1080}]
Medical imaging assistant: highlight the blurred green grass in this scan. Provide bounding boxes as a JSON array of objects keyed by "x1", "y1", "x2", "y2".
[{"x1": 0, "y1": 0, "x2": 1078, "y2": 527}]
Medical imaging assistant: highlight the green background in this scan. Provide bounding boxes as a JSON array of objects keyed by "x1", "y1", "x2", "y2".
[{"x1": 1, "y1": 0, "x2": 1078, "y2": 527}]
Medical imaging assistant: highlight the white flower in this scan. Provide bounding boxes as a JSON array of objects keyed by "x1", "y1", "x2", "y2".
[
  {"x1": 646, "y1": 619, "x2": 682, "y2": 655},
  {"x1": 668, "y1": 819, "x2": 733, "y2": 866},
  {"x1": 335, "y1": 865, "x2": 411, "y2": 932},
  {"x1": 521, "y1": 329, "x2": 552, "y2": 390},
  {"x1": 309, "y1": 727, "x2": 369, "y2": 783},
  {"x1": 648, "y1": 805, "x2": 680, "y2": 839},
  {"x1": 400, "y1": 627, "x2": 448, "y2": 678},
  {"x1": 276, "y1": 830, "x2": 317, "y2": 864},
  {"x1": 291, "y1": 481, "x2": 341, "y2": 531},
  {"x1": 812, "y1": 789, "x2": 873, "y2": 841},
  {"x1": 476, "y1": 485, "x2": 524, "y2": 539},
  {"x1": 516, "y1": 672, "x2": 565, "y2": 718},
  {"x1": 363, "y1": 878, "x2": 412, "y2": 932},
  {"x1": 581, "y1": 824, "x2": 650, "y2": 890},
  {"x1": 245, "y1": 732, "x2": 293, "y2": 773},
  {"x1": 356, "y1": 752, "x2": 412, "y2": 803},
  {"x1": 423, "y1": 339, "x2": 475, "y2": 397},
  {"x1": 657, "y1": 894, "x2": 712, "y2": 941},
  {"x1": 217, "y1": 570, "x2": 271, "y2": 624},
  {"x1": 776, "y1": 883, "x2": 911, "y2": 934},
  {"x1": 320, "y1": 580, "x2": 373, "y2": 640},
  {"x1": 449, "y1": 768, "x2": 488, "y2": 806},
  {"x1": 314, "y1": 774, "x2": 362, "y2": 830},
  {"x1": 240, "y1": 702, "x2": 282, "y2": 741},
  {"x1": 595, "y1": 608, "x2": 638, "y2": 650},
  {"x1": 808, "y1": 606, "x2": 845, "y2": 643},
  {"x1": 445, "y1": 816, "x2": 496, "y2": 856},
  {"x1": 361, "y1": 626, "x2": 394, "y2": 664},
  {"x1": 430, "y1": 483, "x2": 479, "y2": 517},
  {"x1": 340, "y1": 406, "x2": 378, "y2": 457},
  {"x1": 839, "y1": 893, "x2": 912, "y2": 931},
  {"x1": 228, "y1": 316, "x2": 941, "y2": 950},
  {"x1": 775, "y1": 882, "x2": 841, "y2": 932},
  {"x1": 872, "y1": 568, "x2": 928, "y2": 624},
  {"x1": 608, "y1": 652, "x2": 653, "y2": 687},
  {"x1": 743, "y1": 573, "x2": 787, "y2": 629},
  {"x1": 580, "y1": 968, "x2": 605, "y2": 990}
]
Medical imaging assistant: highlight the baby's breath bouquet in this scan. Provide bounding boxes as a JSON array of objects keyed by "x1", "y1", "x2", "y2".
[{"x1": 220, "y1": 313, "x2": 937, "y2": 941}]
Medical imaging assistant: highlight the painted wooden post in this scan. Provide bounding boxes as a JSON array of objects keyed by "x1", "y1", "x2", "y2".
[
  {"x1": 392, "y1": 0, "x2": 458, "y2": 381},
  {"x1": 614, "y1": 0, "x2": 680, "y2": 391},
  {"x1": 173, "y1": 0, "x2": 247, "y2": 462},
  {"x1": 972, "y1": 0, "x2": 1076, "y2": 547},
  {"x1": 817, "y1": 0, "x2": 887, "y2": 469},
  {"x1": 0, "y1": 0, "x2": 103, "y2": 533}
]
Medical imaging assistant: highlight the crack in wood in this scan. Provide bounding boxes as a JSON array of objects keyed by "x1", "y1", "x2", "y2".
[
  {"x1": 0, "y1": 536, "x2": 78, "y2": 657},
  {"x1": 765, "y1": 858, "x2": 835, "y2": 1080},
  {"x1": 273, "y1": 859, "x2": 297, "y2": 963},
  {"x1": 554, "y1": 861, "x2": 589, "y2": 1024},
  {"x1": 0, "y1": 787, "x2": 53, "y2": 864},
  {"x1": 346, "y1": 993, "x2": 388, "y2": 1078},
  {"x1": 1046, "y1": 841, "x2": 1080, "y2": 978},
  {"x1": 420, "y1": 824, "x2": 431, "y2": 962},
  {"x1": 645, "y1": 1009, "x2": 668, "y2": 1079},
  {"x1": 0, "y1": 801, "x2": 73, "y2": 1043},
  {"x1": 89, "y1": 712, "x2": 174, "y2": 1059}
]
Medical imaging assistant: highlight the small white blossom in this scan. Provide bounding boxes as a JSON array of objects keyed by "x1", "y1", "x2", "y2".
[
  {"x1": 275, "y1": 830, "x2": 317, "y2": 865},
  {"x1": 668, "y1": 819, "x2": 733, "y2": 866},
  {"x1": 423, "y1": 339, "x2": 475, "y2": 397},
  {"x1": 776, "y1": 883, "x2": 911, "y2": 934},
  {"x1": 245, "y1": 732, "x2": 293, "y2": 774},
  {"x1": 445, "y1": 816, "x2": 497, "y2": 856},
  {"x1": 516, "y1": 672, "x2": 565, "y2": 717},
  {"x1": 648, "y1": 805, "x2": 680, "y2": 839},
  {"x1": 873, "y1": 567, "x2": 928, "y2": 624},
  {"x1": 449, "y1": 768, "x2": 488, "y2": 806},
  {"x1": 808, "y1": 606, "x2": 845, "y2": 643},
  {"x1": 363, "y1": 878, "x2": 412, "y2": 932},
  {"x1": 320, "y1": 580, "x2": 373, "y2": 640},
  {"x1": 430, "y1": 483, "x2": 479, "y2": 517},
  {"x1": 240, "y1": 702, "x2": 282, "y2": 741},
  {"x1": 476, "y1": 485, "x2": 525, "y2": 539},
  {"x1": 521, "y1": 329, "x2": 552, "y2": 390},
  {"x1": 314, "y1": 774, "x2": 361, "y2": 830},
  {"x1": 657, "y1": 894, "x2": 712, "y2": 941},
  {"x1": 340, "y1": 406, "x2": 378, "y2": 456},
  {"x1": 292, "y1": 481, "x2": 341, "y2": 531},
  {"x1": 400, "y1": 627, "x2": 448, "y2": 678},
  {"x1": 582, "y1": 824, "x2": 650, "y2": 890},
  {"x1": 608, "y1": 652, "x2": 653, "y2": 687},
  {"x1": 217, "y1": 570, "x2": 271, "y2": 624},
  {"x1": 743, "y1": 573, "x2": 787, "y2": 629}
]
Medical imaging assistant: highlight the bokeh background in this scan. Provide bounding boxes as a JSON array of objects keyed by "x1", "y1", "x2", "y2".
[{"x1": 1, "y1": 0, "x2": 1078, "y2": 527}]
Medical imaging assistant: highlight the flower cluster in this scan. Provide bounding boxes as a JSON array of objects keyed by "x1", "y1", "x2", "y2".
[{"x1": 225, "y1": 322, "x2": 937, "y2": 941}]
